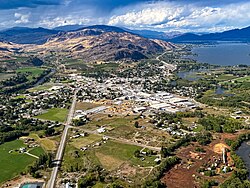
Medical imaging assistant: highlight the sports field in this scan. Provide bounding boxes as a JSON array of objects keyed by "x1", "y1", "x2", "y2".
[{"x1": 35, "y1": 108, "x2": 69, "y2": 122}]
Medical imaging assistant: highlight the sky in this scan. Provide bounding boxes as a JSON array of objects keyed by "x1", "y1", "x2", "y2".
[{"x1": 1, "y1": 0, "x2": 250, "y2": 33}]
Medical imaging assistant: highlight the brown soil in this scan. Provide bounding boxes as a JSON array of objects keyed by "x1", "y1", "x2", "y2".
[{"x1": 161, "y1": 132, "x2": 240, "y2": 188}]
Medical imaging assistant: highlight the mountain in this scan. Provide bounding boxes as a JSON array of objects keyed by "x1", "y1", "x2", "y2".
[
  {"x1": 124, "y1": 28, "x2": 182, "y2": 40},
  {"x1": 54, "y1": 24, "x2": 87, "y2": 31},
  {"x1": 34, "y1": 25, "x2": 174, "y2": 61},
  {"x1": 172, "y1": 26, "x2": 250, "y2": 42},
  {"x1": 0, "y1": 27, "x2": 59, "y2": 44}
]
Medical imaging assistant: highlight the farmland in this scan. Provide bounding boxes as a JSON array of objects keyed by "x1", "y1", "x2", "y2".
[{"x1": 0, "y1": 140, "x2": 36, "y2": 184}]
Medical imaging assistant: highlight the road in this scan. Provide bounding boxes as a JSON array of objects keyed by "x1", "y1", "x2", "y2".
[
  {"x1": 156, "y1": 52, "x2": 177, "y2": 73},
  {"x1": 46, "y1": 89, "x2": 78, "y2": 188}
]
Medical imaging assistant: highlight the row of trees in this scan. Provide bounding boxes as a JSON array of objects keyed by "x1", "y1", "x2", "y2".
[{"x1": 26, "y1": 153, "x2": 53, "y2": 178}]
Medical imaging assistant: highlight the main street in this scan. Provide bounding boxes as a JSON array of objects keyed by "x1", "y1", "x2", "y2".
[{"x1": 47, "y1": 89, "x2": 78, "y2": 188}]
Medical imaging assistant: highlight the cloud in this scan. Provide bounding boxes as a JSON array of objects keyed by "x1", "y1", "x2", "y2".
[
  {"x1": 1, "y1": 0, "x2": 250, "y2": 32},
  {"x1": 14, "y1": 13, "x2": 30, "y2": 24},
  {"x1": 39, "y1": 15, "x2": 91, "y2": 28},
  {"x1": 108, "y1": 1, "x2": 250, "y2": 32}
]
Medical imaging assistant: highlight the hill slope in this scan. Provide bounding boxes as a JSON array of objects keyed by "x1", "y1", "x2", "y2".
[{"x1": 35, "y1": 25, "x2": 174, "y2": 61}]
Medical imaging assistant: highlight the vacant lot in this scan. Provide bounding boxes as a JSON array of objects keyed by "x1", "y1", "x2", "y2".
[
  {"x1": 93, "y1": 141, "x2": 157, "y2": 170},
  {"x1": 28, "y1": 83, "x2": 55, "y2": 92},
  {"x1": 35, "y1": 108, "x2": 69, "y2": 122},
  {"x1": 0, "y1": 140, "x2": 36, "y2": 184},
  {"x1": 0, "y1": 73, "x2": 16, "y2": 81},
  {"x1": 29, "y1": 133, "x2": 57, "y2": 151},
  {"x1": 76, "y1": 102, "x2": 101, "y2": 111},
  {"x1": 70, "y1": 134, "x2": 102, "y2": 149}
]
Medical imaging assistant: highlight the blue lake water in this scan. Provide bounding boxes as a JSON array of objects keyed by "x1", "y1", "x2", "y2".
[
  {"x1": 236, "y1": 141, "x2": 250, "y2": 179},
  {"x1": 188, "y1": 43, "x2": 250, "y2": 66}
]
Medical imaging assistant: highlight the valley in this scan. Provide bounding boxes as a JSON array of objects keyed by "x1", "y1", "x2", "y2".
[{"x1": 0, "y1": 25, "x2": 249, "y2": 188}]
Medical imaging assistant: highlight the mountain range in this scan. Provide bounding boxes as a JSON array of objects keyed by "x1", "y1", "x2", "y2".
[
  {"x1": 30, "y1": 25, "x2": 174, "y2": 61},
  {"x1": 1, "y1": 25, "x2": 250, "y2": 45},
  {"x1": 171, "y1": 26, "x2": 250, "y2": 42}
]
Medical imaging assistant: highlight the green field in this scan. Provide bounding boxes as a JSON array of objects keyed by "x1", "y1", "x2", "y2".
[
  {"x1": 234, "y1": 76, "x2": 250, "y2": 82},
  {"x1": 35, "y1": 108, "x2": 69, "y2": 122},
  {"x1": 93, "y1": 141, "x2": 157, "y2": 170},
  {"x1": 0, "y1": 140, "x2": 36, "y2": 184},
  {"x1": 16, "y1": 67, "x2": 45, "y2": 76},
  {"x1": 28, "y1": 147, "x2": 45, "y2": 157},
  {"x1": 70, "y1": 134, "x2": 102, "y2": 149}
]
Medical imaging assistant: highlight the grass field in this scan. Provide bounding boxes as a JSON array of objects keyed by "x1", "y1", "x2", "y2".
[
  {"x1": 234, "y1": 76, "x2": 250, "y2": 82},
  {"x1": 93, "y1": 141, "x2": 157, "y2": 170},
  {"x1": 0, "y1": 140, "x2": 36, "y2": 184},
  {"x1": 35, "y1": 108, "x2": 69, "y2": 122},
  {"x1": 86, "y1": 114, "x2": 137, "y2": 128},
  {"x1": 62, "y1": 145, "x2": 100, "y2": 172},
  {"x1": 16, "y1": 67, "x2": 44, "y2": 76},
  {"x1": 70, "y1": 134, "x2": 102, "y2": 149},
  {"x1": 28, "y1": 147, "x2": 45, "y2": 157}
]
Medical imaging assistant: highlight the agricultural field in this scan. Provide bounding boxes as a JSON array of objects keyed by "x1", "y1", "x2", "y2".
[
  {"x1": 35, "y1": 108, "x2": 69, "y2": 122},
  {"x1": 0, "y1": 140, "x2": 37, "y2": 184},
  {"x1": 16, "y1": 67, "x2": 45, "y2": 76}
]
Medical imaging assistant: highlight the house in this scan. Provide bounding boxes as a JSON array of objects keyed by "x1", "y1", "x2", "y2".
[
  {"x1": 19, "y1": 147, "x2": 26, "y2": 153},
  {"x1": 97, "y1": 127, "x2": 106, "y2": 133}
]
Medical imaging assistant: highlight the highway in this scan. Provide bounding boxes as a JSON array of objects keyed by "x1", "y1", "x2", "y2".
[
  {"x1": 46, "y1": 89, "x2": 78, "y2": 188},
  {"x1": 156, "y1": 52, "x2": 177, "y2": 73}
]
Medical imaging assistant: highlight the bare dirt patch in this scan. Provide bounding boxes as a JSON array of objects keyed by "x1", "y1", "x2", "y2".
[{"x1": 162, "y1": 133, "x2": 238, "y2": 188}]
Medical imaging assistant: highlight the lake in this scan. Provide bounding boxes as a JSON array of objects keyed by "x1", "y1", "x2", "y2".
[
  {"x1": 188, "y1": 43, "x2": 250, "y2": 66},
  {"x1": 236, "y1": 141, "x2": 250, "y2": 179}
]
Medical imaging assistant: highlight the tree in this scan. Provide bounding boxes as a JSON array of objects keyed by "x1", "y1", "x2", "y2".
[
  {"x1": 134, "y1": 149, "x2": 140, "y2": 158},
  {"x1": 45, "y1": 128, "x2": 55, "y2": 136},
  {"x1": 134, "y1": 121, "x2": 139, "y2": 128}
]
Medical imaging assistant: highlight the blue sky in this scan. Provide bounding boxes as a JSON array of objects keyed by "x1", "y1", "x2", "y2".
[{"x1": 0, "y1": 0, "x2": 250, "y2": 32}]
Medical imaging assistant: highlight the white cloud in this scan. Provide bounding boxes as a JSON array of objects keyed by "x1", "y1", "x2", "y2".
[
  {"x1": 14, "y1": 13, "x2": 30, "y2": 24},
  {"x1": 108, "y1": 1, "x2": 250, "y2": 32},
  {"x1": 39, "y1": 16, "x2": 91, "y2": 28}
]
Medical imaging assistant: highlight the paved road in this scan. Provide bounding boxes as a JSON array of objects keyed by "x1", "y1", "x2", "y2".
[
  {"x1": 156, "y1": 52, "x2": 177, "y2": 73},
  {"x1": 46, "y1": 89, "x2": 78, "y2": 188},
  {"x1": 72, "y1": 127, "x2": 161, "y2": 152}
]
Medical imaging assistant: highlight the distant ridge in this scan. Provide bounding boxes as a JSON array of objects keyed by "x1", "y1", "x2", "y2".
[
  {"x1": 0, "y1": 27, "x2": 59, "y2": 44},
  {"x1": 172, "y1": 26, "x2": 250, "y2": 42},
  {"x1": 1, "y1": 25, "x2": 250, "y2": 44}
]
